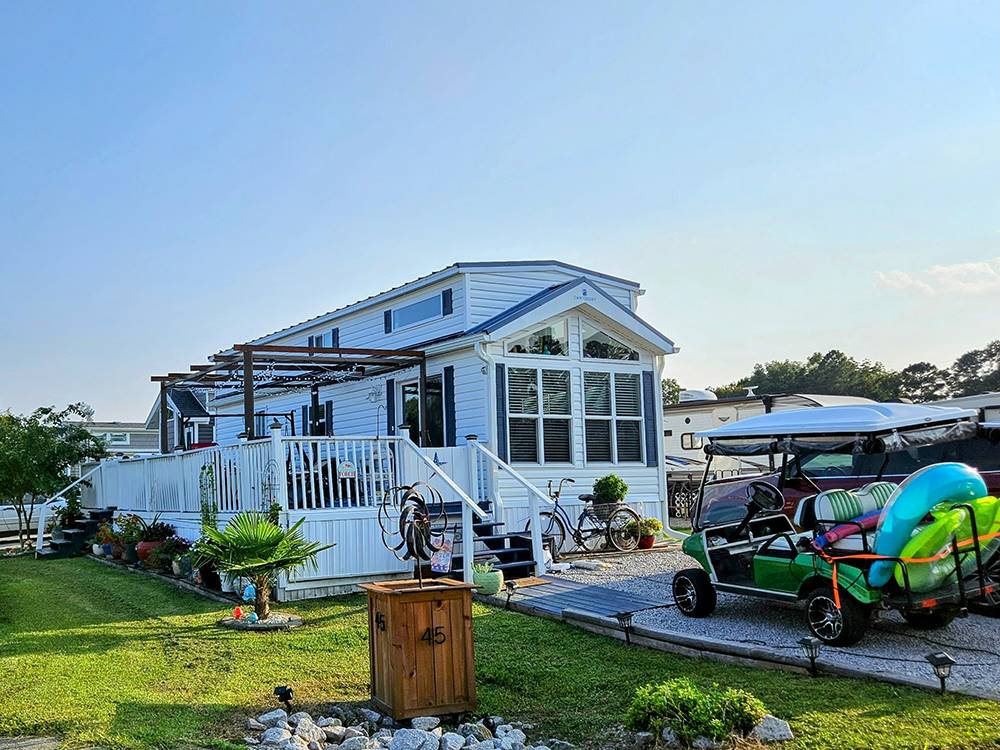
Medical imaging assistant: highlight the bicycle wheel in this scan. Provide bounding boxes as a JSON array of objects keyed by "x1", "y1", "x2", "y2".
[
  {"x1": 607, "y1": 507, "x2": 641, "y2": 552},
  {"x1": 525, "y1": 511, "x2": 567, "y2": 556},
  {"x1": 578, "y1": 510, "x2": 607, "y2": 553}
]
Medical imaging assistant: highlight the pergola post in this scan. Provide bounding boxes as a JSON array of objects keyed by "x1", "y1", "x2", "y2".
[
  {"x1": 242, "y1": 350, "x2": 255, "y2": 439},
  {"x1": 309, "y1": 385, "x2": 321, "y2": 436},
  {"x1": 418, "y1": 358, "x2": 429, "y2": 447},
  {"x1": 159, "y1": 384, "x2": 169, "y2": 454}
]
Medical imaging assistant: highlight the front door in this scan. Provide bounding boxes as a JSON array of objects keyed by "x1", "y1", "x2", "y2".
[{"x1": 400, "y1": 377, "x2": 444, "y2": 447}]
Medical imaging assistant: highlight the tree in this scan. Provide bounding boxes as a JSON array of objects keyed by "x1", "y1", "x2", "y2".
[
  {"x1": 948, "y1": 340, "x2": 1000, "y2": 397},
  {"x1": 898, "y1": 362, "x2": 950, "y2": 402},
  {"x1": 193, "y1": 512, "x2": 333, "y2": 619},
  {"x1": 661, "y1": 378, "x2": 681, "y2": 405},
  {"x1": 0, "y1": 404, "x2": 106, "y2": 549},
  {"x1": 713, "y1": 350, "x2": 902, "y2": 401}
]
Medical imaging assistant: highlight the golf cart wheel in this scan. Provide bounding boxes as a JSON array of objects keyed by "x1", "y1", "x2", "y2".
[
  {"x1": 805, "y1": 586, "x2": 869, "y2": 646},
  {"x1": 607, "y1": 507, "x2": 642, "y2": 552},
  {"x1": 672, "y1": 568, "x2": 717, "y2": 617},
  {"x1": 902, "y1": 609, "x2": 958, "y2": 630}
]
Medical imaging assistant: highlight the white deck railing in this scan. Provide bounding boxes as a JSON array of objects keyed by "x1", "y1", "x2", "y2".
[{"x1": 81, "y1": 424, "x2": 546, "y2": 583}]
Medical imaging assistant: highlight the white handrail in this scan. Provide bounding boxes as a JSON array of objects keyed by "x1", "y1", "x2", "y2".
[
  {"x1": 396, "y1": 437, "x2": 487, "y2": 519},
  {"x1": 470, "y1": 441, "x2": 554, "y2": 506},
  {"x1": 35, "y1": 463, "x2": 103, "y2": 554}
]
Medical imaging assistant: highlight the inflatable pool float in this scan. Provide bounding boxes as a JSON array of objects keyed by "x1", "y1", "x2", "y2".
[{"x1": 869, "y1": 463, "x2": 988, "y2": 588}]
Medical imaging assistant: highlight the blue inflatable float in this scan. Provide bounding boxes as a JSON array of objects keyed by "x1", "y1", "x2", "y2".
[{"x1": 869, "y1": 462, "x2": 988, "y2": 587}]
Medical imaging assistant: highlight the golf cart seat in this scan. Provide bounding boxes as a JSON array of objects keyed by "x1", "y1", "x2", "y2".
[{"x1": 795, "y1": 482, "x2": 898, "y2": 552}]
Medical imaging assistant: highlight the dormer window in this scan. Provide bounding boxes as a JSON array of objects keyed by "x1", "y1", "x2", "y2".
[
  {"x1": 506, "y1": 320, "x2": 569, "y2": 356},
  {"x1": 581, "y1": 320, "x2": 639, "y2": 361}
]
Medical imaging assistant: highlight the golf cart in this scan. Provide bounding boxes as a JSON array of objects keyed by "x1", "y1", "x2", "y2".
[{"x1": 673, "y1": 403, "x2": 1000, "y2": 645}]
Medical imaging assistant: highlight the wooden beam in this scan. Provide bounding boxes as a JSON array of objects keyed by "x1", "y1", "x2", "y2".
[
  {"x1": 159, "y1": 384, "x2": 169, "y2": 453},
  {"x1": 233, "y1": 343, "x2": 426, "y2": 358}
]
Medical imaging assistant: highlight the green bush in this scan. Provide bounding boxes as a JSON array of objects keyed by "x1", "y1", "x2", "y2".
[
  {"x1": 593, "y1": 474, "x2": 628, "y2": 504},
  {"x1": 624, "y1": 678, "x2": 766, "y2": 743}
]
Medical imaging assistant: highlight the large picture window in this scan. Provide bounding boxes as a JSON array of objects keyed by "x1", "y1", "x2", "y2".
[
  {"x1": 582, "y1": 320, "x2": 639, "y2": 361},
  {"x1": 506, "y1": 320, "x2": 569, "y2": 356},
  {"x1": 584, "y1": 372, "x2": 643, "y2": 463},
  {"x1": 507, "y1": 367, "x2": 572, "y2": 464}
]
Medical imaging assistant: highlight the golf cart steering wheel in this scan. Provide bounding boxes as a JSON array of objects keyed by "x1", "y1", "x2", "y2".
[{"x1": 726, "y1": 482, "x2": 785, "y2": 542}]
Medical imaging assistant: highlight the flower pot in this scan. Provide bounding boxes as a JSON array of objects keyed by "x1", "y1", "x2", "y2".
[
  {"x1": 101, "y1": 543, "x2": 113, "y2": 557},
  {"x1": 171, "y1": 559, "x2": 183, "y2": 576},
  {"x1": 124, "y1": 543, "x2": 139, "y2": 564},
  {"x1": 473, "y1": 569, "x2": 504, "y2": 596},
  {"x1": 136, "y1": 540, "x2": 162, "y2": 562},
  {"x1": 638, "y1": 535, "x2": 655, "y2": 550},
  {"x1": 92, "y1": 543, "x2": 103, "y2": 556},
  {"x1": 111, "y1": 542, "x2": 124, "y2": 560},
  {"x1": 179, "y1": 556, "x2": 193, "y2": 576}
]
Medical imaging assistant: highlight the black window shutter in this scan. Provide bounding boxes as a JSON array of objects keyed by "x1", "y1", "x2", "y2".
[
  {"x1": 642, "y1": 371, "x2": 658, "y2": 467},
  {"x1": 384, "y1": 310, "x2": 392, "y2": 333},
  {"x1": 496, "y1": 364, "x2": 508, "y2": 463},
  {"x1": 301, "y1": 405, "x2": 309, "y2": 437},
  {"x1": 442, "y1": 288, "x2": 453, "y2": 316},
  {"x1": 386, "y1": 378, "x2": 395, "y2": 435},
  {"x1": 325, "y1": 400, "x2": 334, "y2": 436},
  {"x1": 443, "y1": 366, "x2": 456, "y2": 447},
  {"x1": 331, "y1": 328, "x2": 340, "y2": 349}
]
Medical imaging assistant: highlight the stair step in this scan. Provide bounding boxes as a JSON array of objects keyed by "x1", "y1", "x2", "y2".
[
  {"x1": 61, "y1": 528, "x2": 90, "y2": 537},
  {"x1": 452, "y1": 548, "x2": 532, "y2": 563}
]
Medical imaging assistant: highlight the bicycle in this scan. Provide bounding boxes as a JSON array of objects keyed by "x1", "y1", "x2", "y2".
[{"x1": 525, "y1": 478, "x2": 642, "y2": 557}]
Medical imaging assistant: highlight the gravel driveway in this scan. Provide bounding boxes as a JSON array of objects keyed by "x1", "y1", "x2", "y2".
[{"x1": 556, "y1": 546, "x2": 1000, "y2": 698}]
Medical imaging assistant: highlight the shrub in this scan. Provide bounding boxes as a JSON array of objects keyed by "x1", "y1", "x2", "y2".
[
  {"x1": 624, "y1": 678, "x2": 766, "y2": 744},
  {"x1": 139, "y1": 514, "x2": 175, "y2": 542},
  {"x1": 593, "y1": 474, "x2": 628, "y2": 504},
  {"x1": 116, "y1": 513, "x2": 144, "y2": 544}
]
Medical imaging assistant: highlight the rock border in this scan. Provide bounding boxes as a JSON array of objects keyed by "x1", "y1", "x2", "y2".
[{"x1": 219, "y1": 613, "x2": 304, "y2": 631}]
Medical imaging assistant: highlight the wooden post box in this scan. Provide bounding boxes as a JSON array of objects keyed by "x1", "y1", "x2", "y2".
[{"x1": 360, "y1": 578, "x2": 477, "y2": 719}]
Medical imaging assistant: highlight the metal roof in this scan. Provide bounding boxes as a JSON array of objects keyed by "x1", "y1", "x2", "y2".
[{"x1": 697, "y1": 403, "x2": 978, "y2": 439}]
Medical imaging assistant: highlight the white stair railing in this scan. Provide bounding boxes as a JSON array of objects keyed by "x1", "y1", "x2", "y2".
[
  {"x1": 467, "y1": 438, "x2": 554, "y2": 576},
  {"x1": 34, "y1": 463, "x2": 104, "y2": 555}
]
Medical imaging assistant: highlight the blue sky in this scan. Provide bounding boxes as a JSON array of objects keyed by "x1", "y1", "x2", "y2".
[{"x1": 1, "y1": 2, "x2": 998, "y2": 420}]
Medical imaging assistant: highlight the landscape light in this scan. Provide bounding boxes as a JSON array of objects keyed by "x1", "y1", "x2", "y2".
[
  {"x1": 925, "y1": 652, "x2": 956, "y2": 695},
  {"x1": 273, "y1": 685, "x2": 294, "y2": 711},
  {"x1": 615, "y1": 611, "x2": 634, "y2": 645},
  {"x1": 504, "y1": 580, "x2": 519, "y2": 610},
  {"x1": 797, "y1": 636, "x2": 822, "y2": 676}
]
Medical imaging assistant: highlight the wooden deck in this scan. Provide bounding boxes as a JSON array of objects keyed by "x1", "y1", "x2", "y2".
[{"x1": 500, "y1": 575, "x2": 669, "y2": 618}]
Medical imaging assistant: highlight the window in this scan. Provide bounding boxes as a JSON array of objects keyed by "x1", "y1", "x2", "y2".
[
  {"x1": 101, "y1": 432, "x2": 130, "y2": 446},
  {"x1": 401, "y1": 377, "x2": 444, "y2": 447},
  {"x1": 581, "y1": 320, "x2": 639, "y2": 361},
  {"x1": 584, "y1": 372, "x2": 643, "y2": 462},
  {"x1": 680, "y1": 433, "x2": 703, "y2": 451},
  {"x1": 506, "y1": 320, "x2": 569, "y2": 356},
  {"x1": 392, "y1": 294, "x2": 443, "y2": 330},
  {"x1": 507, "y1": 368, "x2": 572, "y2": 463}
]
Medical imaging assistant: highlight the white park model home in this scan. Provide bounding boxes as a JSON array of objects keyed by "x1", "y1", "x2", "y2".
[
  {"x1": 211, "y1": 260, "x2": 677, "y2": 505},
  {"x1": 71, "y1": 261, "x2": 677, "y2": 599}
]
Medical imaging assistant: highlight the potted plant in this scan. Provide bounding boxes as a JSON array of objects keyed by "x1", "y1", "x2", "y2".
[
  {"x1": 196, "y1": 497, "x2": 222, "y2": 590},
  {"x1": 116, "y1": 513, "x2": 143, "y2": 563},
  {"x1": 136, "y1": 514, "x2": 176, "y2": 562},
  {"x1": 148, "y1": 535, "x2": 190, "y2": 575},
  {"x1": 110, "y1": 529, "x2": 125, "y2": 560},
  {"x1": 193, "y1": 511, "x2": 332, "y2": 620},
  {"x1": 96, "y1": 522, "x2": 115, "y2": 556},
  {"x1": 592, "y1": 474, "x2": 629, "y2": 520},
  {"x1": 472, "y1": 561, "x2": 504, "y2": 595},
  {"x1": 88, "y1": 536, "x2": 103, "y2": 556},
  {"x1": 632, "y1": 517, "x2": 663, "y2": 549},
  {"x1": 172, "y1": 550, "x2": 194, "y2": 578}
]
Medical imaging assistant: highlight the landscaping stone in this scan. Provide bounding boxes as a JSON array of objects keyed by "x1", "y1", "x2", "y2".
[
  {"x1": 317, "y1": 718, "x2": 343, "y2": 728},
  {"x1": 359, "y1": 709, "x2": 383, "y2": 724},
  {"x1": 247, "y1": 718, "x2": 268, "y2": 732},
  {"x1": 260, "y1": 727, "x2": 292, "y2": 744},
  {"x1": 691, "y1": 737, "x2": 721, "y2": 750},
  {"x1": 659, "y1": 728, "x2": 680, "y2": 748},
  {"x1": 751, "y1": 715, "x2": 794, "y2": 743},
  {"x1": 258, "y1": 709, "x2": 289, "y2": 727},
  {"x1": 289, "y1": 712, "x2": 313, "y2": 726},
  {"x1": 493, "y1": 726, "x2": 511, "y2": 739},
  {"x1": 278, "y1": 737, "x2": 309, "y2": 750},
  {"x1": 633, "y1": 732, "x2": 654, "y2": 749},
  {"x1": 323, "y1": 726, "x2": 348, "y2": 743},
  {"x1": 411, "y1": 717, "x2": 440, "y2": 732},
  {"x1": 244, "y1": 737, "x2": 260, "y2": 746},
  {"x1": 440, "y1": 732, "x2": 465, "y2": 750},
  {"x1": 545, "y1": 741, "x2": 573, "y2": 750},
  {"x1": 308, "y1": 742, "x2": 322, "y2": 750},
  {"x1": 341, "y1": 738, "x2": 378, "y2": 750},
  {"x1": 458, "y1": 723, "x2": 492, "y2": 742},
  {"x1": 344, "y1": 726, "x2": 369, "y2": 739},
  {"x1": 389, "y1": 728, "x2": 438, "y2": 750},
  {"x1": 295, "y1": 720, "x2": 326, "y2": 744}
]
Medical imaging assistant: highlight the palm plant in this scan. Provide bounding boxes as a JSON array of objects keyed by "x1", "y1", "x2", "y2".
[{"x1": 193, "y1": 512, "x2": 333, "y2": 619}]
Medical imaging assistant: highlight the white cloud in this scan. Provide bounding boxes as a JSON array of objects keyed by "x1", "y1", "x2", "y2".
[{"x1": 875, "y1": 257, "x2": 1000, "y2": 296}]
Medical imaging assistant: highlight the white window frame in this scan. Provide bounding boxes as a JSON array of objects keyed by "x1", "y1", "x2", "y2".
[
  {"x1": 392, "y1": 293, "x2": 444, "y2": 332},
  {"x1": 583, "y1": 370, "x2": 645, "y2": 465},
  {"x1": 580, "y1": 317, "x2": 641, "y2": 363},
  {"x1": 102, "y1": 432, "x2": 130, "y2": 447},
  {"x1": 680, "y1": 432, "x2": 703, "y2": 451},
  {"x1": 506, "y1": 367, "x2": 574, "y2": 466},
  {"x1": 398, "y1": 375, "x2": 446, "y2": 448}
]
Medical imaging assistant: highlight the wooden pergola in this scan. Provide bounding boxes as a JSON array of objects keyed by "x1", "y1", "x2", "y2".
[{"x1": 151, "y1": 343, "x2": 427, "y2": 453}]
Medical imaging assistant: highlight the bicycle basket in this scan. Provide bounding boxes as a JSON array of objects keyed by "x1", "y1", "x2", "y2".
[{"x1": 589, "y1": 501, "x2": 624, "y2": 521}]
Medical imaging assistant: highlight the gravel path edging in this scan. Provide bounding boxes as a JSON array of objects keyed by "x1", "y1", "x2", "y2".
[{"x1": 478, "y1": 592, "x2": 1000, "y2": 703}]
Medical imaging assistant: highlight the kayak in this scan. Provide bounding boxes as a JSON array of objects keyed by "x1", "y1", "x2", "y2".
[{"x1": 869, "y1": 463, "x2": 988, "y2": 588}]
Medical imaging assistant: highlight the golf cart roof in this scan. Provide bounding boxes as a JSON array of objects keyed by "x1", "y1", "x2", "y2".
[{"x1": 697, "y1": 403, "x2": 979, "y2": 457}]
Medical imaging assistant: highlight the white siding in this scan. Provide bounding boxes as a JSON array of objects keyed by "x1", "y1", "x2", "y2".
[{"x1": 466, "y1": 269, "x2": 636, "y2": 326}]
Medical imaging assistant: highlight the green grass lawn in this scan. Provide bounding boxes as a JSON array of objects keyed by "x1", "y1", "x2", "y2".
[{"x1": 1, "y1": 557, "x2": 1000, "y2": 750}]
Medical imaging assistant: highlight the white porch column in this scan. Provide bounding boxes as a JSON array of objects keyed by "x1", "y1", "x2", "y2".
[
  {"x1": 270, "y1": 420, "x2": 290, "y2": 521},
  {"x1": 463, "y1": 436, "x2": 478, "y2": 583}
]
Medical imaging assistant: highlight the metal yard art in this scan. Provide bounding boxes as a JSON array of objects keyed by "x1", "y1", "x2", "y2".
[{"x1": 377, "y1": 482, "x2": 452, "y2": 586}]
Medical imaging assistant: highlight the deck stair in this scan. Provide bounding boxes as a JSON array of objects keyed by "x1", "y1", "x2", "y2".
[
  {"x1": 37, "y1": 508, "x2": 114, "y2": 560},
  {"x1": 423, "y1": 498, "x2": 539, "y2": 581}
]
